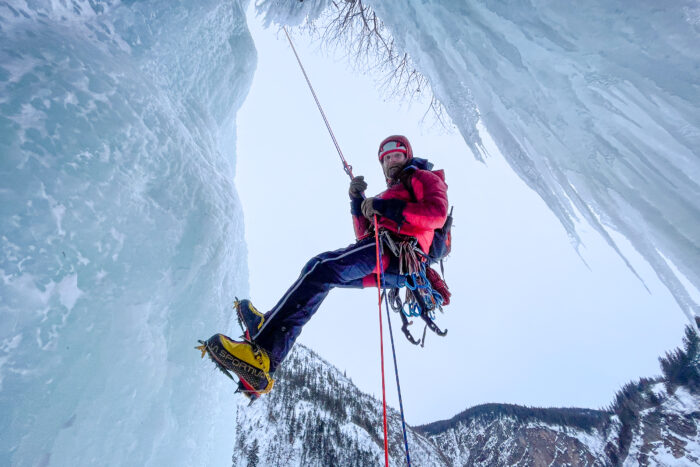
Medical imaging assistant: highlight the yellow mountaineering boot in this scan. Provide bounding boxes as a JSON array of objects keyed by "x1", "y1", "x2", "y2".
[
  {"x1": 234, "y1": 298, "x2": 265, "y2": 340},
  {"x1": 197, "y1": 333, "x2": 274, "y2": 400}
]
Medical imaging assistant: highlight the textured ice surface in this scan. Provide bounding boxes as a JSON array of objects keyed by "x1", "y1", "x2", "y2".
[
  {"x1": 370, "y1": 0, "x2": 700, "y2": 322},
  {"x1": 256, "y1": 0, "x2": 330, "y2": 27},
  {"x1": 0, "y1": 1, "x2": 254, "y2": 465},
  {"x1": 260, "y1": 0, "x2": 700, "y2": 322}
]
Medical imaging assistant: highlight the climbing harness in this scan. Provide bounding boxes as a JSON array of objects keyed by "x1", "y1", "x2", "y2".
[{"x1": 381, "y1": 230, "x2": 448, "y2": 346}]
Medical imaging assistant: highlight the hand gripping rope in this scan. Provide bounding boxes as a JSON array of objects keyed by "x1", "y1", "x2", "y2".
[{"x1": 284, "y1": 27, "x2": 411, "y2": 466}]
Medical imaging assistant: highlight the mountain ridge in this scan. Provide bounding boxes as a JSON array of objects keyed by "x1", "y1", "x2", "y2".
[{"x1": 232, "y1": 326, "x2": 700, "y2": 466}]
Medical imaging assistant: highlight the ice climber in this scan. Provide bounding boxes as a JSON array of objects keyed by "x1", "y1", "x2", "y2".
[{"x1": 197, "y1": 135, "x2": 450, "y2": 400}]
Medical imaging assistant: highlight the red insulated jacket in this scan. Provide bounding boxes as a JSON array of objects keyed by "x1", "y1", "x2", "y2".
[{"x1": 351, "y1": 158, "x2": 449, "y2": 254}]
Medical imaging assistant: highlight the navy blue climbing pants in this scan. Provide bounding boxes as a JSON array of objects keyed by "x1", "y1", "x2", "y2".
[{"x1": 252, "y1": 236, "x2": 403, "y2": 372}]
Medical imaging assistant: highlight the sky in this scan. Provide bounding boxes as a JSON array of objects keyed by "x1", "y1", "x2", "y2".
[{"x1": 235, "y1": 4, "x2": 688, "y2": 425}]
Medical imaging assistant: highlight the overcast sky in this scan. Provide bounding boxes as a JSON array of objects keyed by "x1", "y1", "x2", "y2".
[{"x1": 235, "y1": 4, "x2": 688, "y2": 425}]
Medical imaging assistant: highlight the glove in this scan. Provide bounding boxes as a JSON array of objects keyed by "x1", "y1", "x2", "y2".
[
  {"x1": 348, "y1": 175, "x2": 368, "y2": 198},
  {"x1": 361, "y1": 197, "x2": 380, "y2": 220}
]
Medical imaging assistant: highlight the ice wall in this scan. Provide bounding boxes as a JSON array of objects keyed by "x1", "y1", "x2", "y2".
[
  {"x1": 369, "y1": 1, "x2": 700, "y2": 321},
  {"x1": 260, "y1": 1, "x2": 700, "y2": 322},
  {"x1": 0, "y1": 1, "x2": 254, "y2": 465}
]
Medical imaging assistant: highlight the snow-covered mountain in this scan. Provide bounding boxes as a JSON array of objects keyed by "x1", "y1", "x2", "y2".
[
  {"x1": 232, "y1": 344, "x2": 446, "y2": 466},
  {"x1": 236, "y1": 327, "x2": 700, "y2": 466},
  {"x1": 419, "y1": 404, "x2": 610, "y2": 465}
]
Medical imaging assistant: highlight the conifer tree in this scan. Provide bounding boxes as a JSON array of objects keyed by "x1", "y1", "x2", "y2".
[{"x1": 247, "y1": 439, "x2": 259, "y2": 467}]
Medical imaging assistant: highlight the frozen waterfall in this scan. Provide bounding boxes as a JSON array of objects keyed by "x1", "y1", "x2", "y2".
[
  {"x1": 0, "y1": 1, "x2": 254, "y2": 465},
  {"x1": 373, "y1": 0, "x2": 700, "y2": 320},
  {"x1": 261, "y1": 0, "x2": 700, "y2": 322}
]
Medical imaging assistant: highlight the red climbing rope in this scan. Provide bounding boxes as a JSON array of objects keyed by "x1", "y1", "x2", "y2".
[
  {"x1": 374, "y1": 215, "x2": 390, "y2": 466},
  {"x1": 284, "y1": 27, "x2": 395, "y2": 464}
]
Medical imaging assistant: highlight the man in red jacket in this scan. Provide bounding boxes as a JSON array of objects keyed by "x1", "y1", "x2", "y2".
[{"x1": 199, "y1": 135, "x2": 448, "y2": 399}]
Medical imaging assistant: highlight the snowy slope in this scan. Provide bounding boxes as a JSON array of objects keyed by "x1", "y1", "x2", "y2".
[
  {"x1": 232, "y1": 330, "x2": 700, "y2": 466},
  {"x1": 423, "y1": 328, "x2": 700, "y2": 466},
  {"x1": 420, "y1": 405, "x2": 610, "y2": 466},
  {"x1": 620, "y1": 385, "x2": 700, "y2": 466},
  {"x1": 233, "y1": 344, "x2": 447, "y2": 466},
  {"x1": 418, "y1": 386, "x2": 700, "y2": 467},
  {"x1": 0, "y1": 1, "x2": 254, "y2": 465}
]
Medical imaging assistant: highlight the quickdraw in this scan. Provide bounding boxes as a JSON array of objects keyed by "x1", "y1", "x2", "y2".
[{"x1": 381, "y1": 231, "x2": 448, "y2": 346}]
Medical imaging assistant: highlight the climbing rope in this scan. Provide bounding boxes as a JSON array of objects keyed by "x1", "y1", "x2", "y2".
[
  {"x1": 376, "y1": 220, "x2": 413, "y2": 466},
  {"x1": 373, "y1": 216, "x2": 390, "y2": 466},
  {"x1": 283, "y1": 27, "x2": 354, "y2": 180},
  {"x1": 284, "y1": 27, "x2": 412, "y2": 465}
]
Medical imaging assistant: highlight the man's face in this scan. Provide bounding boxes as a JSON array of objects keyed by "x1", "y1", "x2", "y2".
[{"x1": 382, "y1": 151, "x2": 408, "y2": 180}]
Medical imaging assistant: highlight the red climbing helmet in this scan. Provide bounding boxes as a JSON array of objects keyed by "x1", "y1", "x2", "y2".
[{"x1": 378, "y1": 135, "x2": 413, "y2": 162}]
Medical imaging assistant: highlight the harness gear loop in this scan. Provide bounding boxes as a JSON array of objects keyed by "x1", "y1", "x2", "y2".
[
  {"x1": 381, "y1": 230, "x2": 448, "y2": 344},
  {"x1": 380, "y1": 230, "x2": 422, "y2": 276}
]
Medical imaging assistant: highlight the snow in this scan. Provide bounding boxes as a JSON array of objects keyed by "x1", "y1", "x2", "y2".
[
  {"x1": 233, "y1": 345, "x2": 448, "y2": 466},
  {"x1": 623, "y1": 386, "x2": 700, "y2": 466},
  {"x1": 651, "y1": 382, "x2": 668, "y2": 400},
  {"x1": 665, "y1": 387, "x2": 700, "y2": 416}
]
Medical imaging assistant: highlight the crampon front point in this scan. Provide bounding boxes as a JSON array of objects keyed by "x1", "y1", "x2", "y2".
[{"x1": 196, "y1": 333, "x2": 274, "y2": 402}]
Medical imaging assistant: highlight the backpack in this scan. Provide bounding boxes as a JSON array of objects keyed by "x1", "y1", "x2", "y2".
[
  {"x1": 428, "y1": 206, "x2": 453, "y2": 263},
  {"x1": 400, "y1": 166, "x2": 454, "y2": 308},
  {"x1": 400, "y1": 165, "x2": 454, "y2": 264}
]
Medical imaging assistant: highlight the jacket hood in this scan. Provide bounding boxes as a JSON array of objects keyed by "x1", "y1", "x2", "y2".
[
  {"x1": 386, "y1": 157, "x2": 437, "y2": 185},
  {"x1": 404, "y1": 157, "x2": 433, "y2": 171}
]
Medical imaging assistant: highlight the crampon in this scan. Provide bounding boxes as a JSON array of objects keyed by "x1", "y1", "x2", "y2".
[{"x1": 196, "y1": 333, "x2": 274, "y2": 403}]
